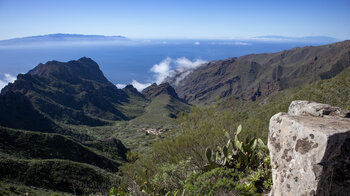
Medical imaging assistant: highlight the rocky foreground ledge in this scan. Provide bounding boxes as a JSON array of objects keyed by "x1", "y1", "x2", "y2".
[{"x1": 268, "y1": 100, "x2": 350, "y2": 196}]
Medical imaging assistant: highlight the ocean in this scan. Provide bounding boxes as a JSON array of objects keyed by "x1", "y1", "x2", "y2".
[{"x1": 0, "y1": 39, "x2": 330, "y2": 89}]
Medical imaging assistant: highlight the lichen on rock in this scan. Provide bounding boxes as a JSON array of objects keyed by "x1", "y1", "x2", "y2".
[{"x1": 268, "y1": 100, "x2": 350, "y2": 196}]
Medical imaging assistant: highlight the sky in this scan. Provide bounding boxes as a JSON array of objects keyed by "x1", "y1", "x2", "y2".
[{"x1": 0, "y1": 0, "x2": 349, "y2": 40}]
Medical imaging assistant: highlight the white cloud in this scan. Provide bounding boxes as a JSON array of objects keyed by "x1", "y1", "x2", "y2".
[
  {"x1": 115, "y1": 57, "x2": 207, "y2": 92},
  {"x1": 150, "y1": 57, "x2": 207, "y2": 85},
  {"x1": 131, "y1": 80, "x2": 151, "y2": 91},
  {"x1": 116, "y1": 80, "x2": 151, "y2": 92},
  {"x1": 0, "y1": 73, "x2": 16, "y2": 90},
  {"x1": 150, "y1": 57, "x2": 172, "y2": 84},
  {"x1": 194, "y1": 41, "x2": 200, "y2": 45},
  {"x1": 175, "y1": 57, "x2": 207, "y2": 71},
  {"x1": 116, "y1": 83, "x2": 126, "y2": 89}
]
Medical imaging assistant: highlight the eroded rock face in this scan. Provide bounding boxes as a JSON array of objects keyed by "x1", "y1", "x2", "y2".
[{"x1": 268, "y1": 100, "x2": 350, "y2": 196}]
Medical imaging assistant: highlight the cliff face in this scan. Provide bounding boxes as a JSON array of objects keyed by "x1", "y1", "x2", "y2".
[{"x1": 268, "y1": 101, "x2": 350, "y2": 196}]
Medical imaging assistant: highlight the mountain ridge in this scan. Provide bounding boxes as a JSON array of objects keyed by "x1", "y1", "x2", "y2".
[
  {"x1": 0, "y1": 57, "x2": 189, "y2": 130},
  {"x1": 167, "y1": 40, "x2": 350, "y2": 104},
  {"x1": 253, "y1": 35, "x2": 339, "y2": 43},
  {"x1": 1, "y1": 58, "x2": 135, "y2": 126},
  {"x1": 142, "y1": 82, "x2": 182, "y2": 100}
]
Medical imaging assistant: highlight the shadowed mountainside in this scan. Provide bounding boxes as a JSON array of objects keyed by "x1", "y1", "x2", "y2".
[
  {"x1": 1, "y1": 57, "x2": 146, "y2": 126},
  {"x1": 0, "y1": 91, "x2": 60, "y2": 132}
]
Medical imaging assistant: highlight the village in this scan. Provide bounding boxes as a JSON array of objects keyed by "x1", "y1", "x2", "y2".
[{"x1": 137, "y1": 127, "x2": 170, "y2": 135}]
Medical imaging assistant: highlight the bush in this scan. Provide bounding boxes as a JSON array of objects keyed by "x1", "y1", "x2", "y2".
[
  {"x1": 119, "y1": 107, "x2": 272, "y2": 195},
  {"x1": 204, "y1": 125, "x2": 269, "y2": 171},
  {"x1": 149, "y1": 160, "x2": 194, "y2": 194},
  {"x1": 185, "y1": 167, "x2": 271, "y2": 196}
]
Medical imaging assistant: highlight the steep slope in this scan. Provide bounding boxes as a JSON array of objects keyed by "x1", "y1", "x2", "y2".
[
  {"x1": 0, "y1": 127, "x2": 126, "y2": 171},
  {"x1": 168, "y1": 40, "x2": 350, "y2": 104},
  {"x1": 0, "y1": 91, "x2": 60, "y2": 132},
  {"x1": 0, "y1": 157, "x2": 115, "y2": 194},
  {"x1": 0, "y1": 126, "x2": 128, "y2": 194},
  {"x1": 1, "y1": 57, "x2": 147, "y2": 126}
]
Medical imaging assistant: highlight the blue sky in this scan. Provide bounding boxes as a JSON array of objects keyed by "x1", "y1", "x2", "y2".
[{"x1": 0, "y1": 0, "x2": 349, "y2": 40}]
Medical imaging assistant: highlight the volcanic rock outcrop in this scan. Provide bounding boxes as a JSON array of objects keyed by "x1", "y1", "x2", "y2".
[{"x1": 268, "y1": 100, "x2": 350, "y2": 196}]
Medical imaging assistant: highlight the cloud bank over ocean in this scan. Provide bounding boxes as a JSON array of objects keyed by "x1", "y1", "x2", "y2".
[{"x1": 116, "y1": 57, "x2": 207, "y2": 91}]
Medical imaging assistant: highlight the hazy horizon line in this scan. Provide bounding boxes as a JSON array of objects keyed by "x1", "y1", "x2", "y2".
[{"x1": 0, "y1": 33, "x2": 345, "y2": 42}]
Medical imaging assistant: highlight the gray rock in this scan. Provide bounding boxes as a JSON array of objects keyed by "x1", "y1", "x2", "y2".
[
  {"x1": 288, "y1": 100, "x2": 350, "y2": 118},
  {"x1": 268, "y1": 101, "x2": 350, "y2": 196}
]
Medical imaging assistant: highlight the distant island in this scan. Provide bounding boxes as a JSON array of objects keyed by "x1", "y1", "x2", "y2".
[
  {"x1": 0, "y1": 34, "x2": 341, "y2": 47},
  {"x1": 0, "y1": 33, "x2": 129, "y2": 46},
  {"x1": 253, "y1": 35, "x2": 339, "y2": 43}
]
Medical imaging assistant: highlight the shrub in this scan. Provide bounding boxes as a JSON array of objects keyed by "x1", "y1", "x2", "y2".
[
  {"x1": 185, "y1": 167, "x2": 271, "y2": 196},
  {"x1": 204, "y1": 125, "x2": 269, "y2": 171}
]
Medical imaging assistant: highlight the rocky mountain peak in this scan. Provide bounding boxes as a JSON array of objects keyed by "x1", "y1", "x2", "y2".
[
  {"x1": 141, "y1": 82, "x2": 180, "y2": 100},
  {"x1": 122, "y1": 84, "x2": 146, "y2": 99},
  {"x1": 27, "y1": 57, "x2": 111, "y2": 85}
]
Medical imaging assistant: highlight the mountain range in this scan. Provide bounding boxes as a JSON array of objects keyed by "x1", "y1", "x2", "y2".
[
  {"x1": 253, "y1": 35, "x2": 339, "y2": 43},
  {"x1": 167, "y1": 40, "x2": 350, "y2": 104},
  {"x1": 0, "y1": 40, "x2": 349, "y2": 194},
  {"x1": 0, "y1": 56, "x2": 191, "y2": 194},
  {"x1": 0, "y1": 57, "x2": 188, "y2": 130}
]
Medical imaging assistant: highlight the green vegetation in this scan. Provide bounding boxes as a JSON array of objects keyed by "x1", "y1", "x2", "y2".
[
  {"x1": 218, "y1": 66, "x2": 350, "y2": 141},
  {"x1": 185, "y1": 167, "x2": 271, "y2": 196},
  {"x1": 116, "y1": 67, "x2": 350, "y2": 195},
  {"x1": 1, "y1": 45, "x2": 349, "y2": 194},
  {"x1": 0, "y1": 181, "x2": 74, "y2": 196},
  {"x1": 0, "y1": 156, "x2": 115, "y2": 195},
  {"x1": 130, "y1": 94, "x2": 190, "y2": 128},
  {"x1": 205, "y1": 125, "x2": 269, "y2": 171},
  {"x1": 0, "y1": 126, "x2": 127, "y2": 194},
  {"x1": 0, "y1": 127, "x2": 126, "y2": 170},
  {"x1": 171, "y1": 40, "x2": 350, "y2": 104},
  {"x1": 119, "y1": 121, "x2": 271, "y2": 195}
]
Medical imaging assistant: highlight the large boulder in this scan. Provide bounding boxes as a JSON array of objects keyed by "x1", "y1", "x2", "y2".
[{"x1": 268, "y1": 100, "x2": 350, "y2": 196}]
